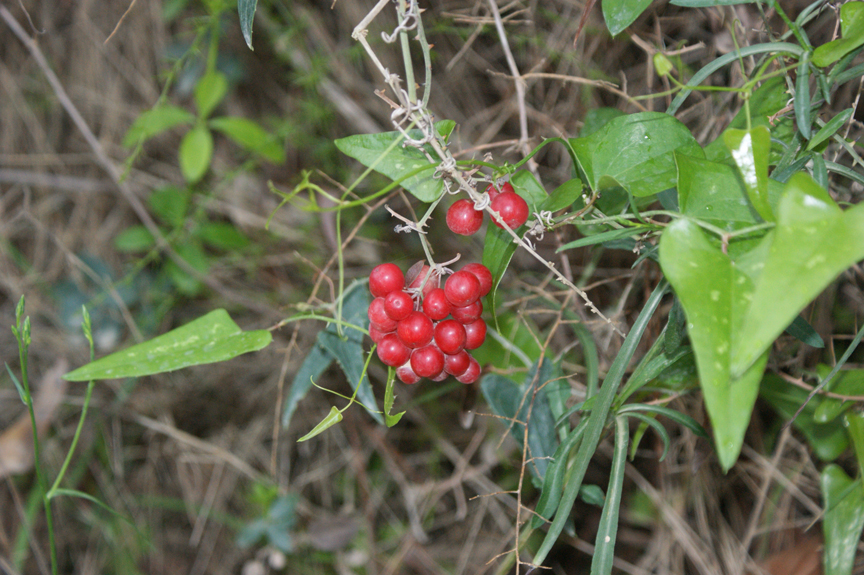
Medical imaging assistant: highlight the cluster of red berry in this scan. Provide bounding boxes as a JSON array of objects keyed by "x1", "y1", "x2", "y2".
[
  {"x1": 446, "y1": 182, "x2": 530, "y2": 236},
  {"x1": 367, "y1": 262, "x2": 491, "y2": 384}
]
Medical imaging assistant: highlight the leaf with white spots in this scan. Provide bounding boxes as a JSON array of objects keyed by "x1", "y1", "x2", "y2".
[{"x1": 63, "y1": 309, "x2": 272, "y2": 381}]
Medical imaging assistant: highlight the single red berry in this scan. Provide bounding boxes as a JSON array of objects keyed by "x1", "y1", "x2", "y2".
[
  {"x1": 446, "y1": 199, "x2": 484, "y2": 236},
  {"x1": 376, "y1": 333, "x2": 411, "y2": 367},
  {"x1": 463, "y1": 318, "x2": 487, "y2": 350},
  {"x1": 369, "y1": 324, "x2": 388, "y2": 343},
  {"x1": 407, "y1": 264, "x2": 439, "y2": 299},
  {"x1": 369, "y1": 263, "x2": 405, "y2": 298},
  {"x1": 444, "y1": 270, "x2": 481, "y2": 307},
  {"x1": 434, "y1": 319, "x2": 467, "y2": 355},
  {"x1": 410, "y1": 344, "x2": 445, "y2": 379},
  {"x1": 368, "y1": 297, "x2": 397, "y2": 332},
  {"x1": 490, "y1": 191, "x2": 529, "y2": 230},
  {"x1": 384, "y1": 290, "x2": 414, "y2": 321},
  {"x1": 397, "y1": 311, "x2": 434, "y2": 349},
  {"x1": 451, "y1": 300, "x2": 483, "y2": 324},
  {"x1": 422, "y1": 288, "x2": 452, "y2": 321},
  {"x1": 485, "y1": 181, "x2": 514, "y2": 203},
  {"x1": 396, "y1": 362, "x2": 421, "y2": 384},
  {"x1": 444, "y1": 350, "x2": 471, "y2": 376},
  {"x1": 430, "y1": 370, "x2": 449, "y2": 382},
  {"x1": 461, "y1": 263, "x2": 493, "y2": 297},
  {"x1": 456, "y1": 356, "x2": 481, "y2": 384}
]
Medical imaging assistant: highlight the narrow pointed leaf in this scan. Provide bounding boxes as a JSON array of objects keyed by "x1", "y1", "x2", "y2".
[
  {"x1": 821, "y1": 465, "x2": 864, "y2": 575},
  {"x1": 297, "y1": 406, "x2": 343, "y2": 442}
]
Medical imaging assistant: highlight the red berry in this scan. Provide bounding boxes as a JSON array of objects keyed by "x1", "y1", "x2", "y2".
[
  {"x1": 446, "y1": 199, "x2": 484, "y2": 236},
  {"x1": 430, "y1": 370, "x2": 449, "y2": 382},
  {"x1": 485, "y1": 181, "x2": 513, "y2": 203},
  {"x1": 369, "y1": 324, "x2": 388, "y2": 343},
  {"x1": 397, "y1": 311, "x2": 434, "y2": 349},
  {"x1": 463, "y1": 318, "x2": 487, "y2": 350},
  {"x1": 461, "y1": 263, "x2": 493, "y2": 297},
  {"x1": 434, "y1": 319, "x2": 467, "y2": 355},
  {"x1": 490, "y1": 191, "x2": 529, "y2": 230},
  {"x1": 444, "y1": 350, "x2": 471, "y2": 376},
  {"x1": 407, "y1": 264, "x2": 439, "y2": 299},
  {"x1": 396, "y1": 362, "x2": 421, "y2": 384},
  {"x1": 410, "y1": 344, "x2": 445, "y2": 378},
  {"x1": 384, "y1": 290, "x2": 414, "y2": 321},
  {"x1": 368, "y1": 297, "x2": 397, "y2": 332},
  {"x1": 369, "y1": 263, "x2": 404, "y2": 298},
  {"x1": 444, "y1": 271, "x2": 481, "y2": 307},
  {"x1": 377, "y1": 333, "x2": 411, "y2": 367},
  {"x1": 422, "y1": 288, "x2": 452, "y2": 321},
  {"x1": 451, "y1": 300, "x2": 483, "y2": 324},
  {"x1": 456, "y1": 356, "x2": 481, "y2": 384}
]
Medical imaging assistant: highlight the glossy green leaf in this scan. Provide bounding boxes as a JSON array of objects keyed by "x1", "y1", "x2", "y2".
[
  {"x1": 821, "y1": 465, "x2": 864, "y2": 575},
  {"x1": 209, "y1": 116, "x2": 285, "y2": 164},
  {"x1": 122, "y1": 105, "x2": 194, "y2": 147},
  {"x1": 659, "y1": 218, "x2": 769, "y2": 470},
  {"x1": 569, "y1": 112, "x2": 704, "y2": 198},
  {"x1": 590, "y1": 416, "x2": 629, "y2": 575},
  {"x1": 64, "y1": 309, "x2": 272, "y2": 381},
  {"x1": 760, "y1": 374, "x2": 849, "y2": 461},
  {"x1": 194, "y1": 71, "x2": 228, "y2": 119},
  {"x1": 297, "y1": 406, "x2": 342, "y2": 442},
  {"x1": 813, "y1": 2, "x2": 864, "y2": 67},
  {"x1": 238, "y1": 0, "x2": 258, "y2": 50},
  {"x1": 602, "y1": 0, "x2": 652, "y2": 36},
  {"x1": 580, "y1": 108, "x2": 625, "y2": 137},
  {"x1": 785, "y1": 315, "x2": 824, "y2": 348},
  {"x1": 334, "y1": 121, "x2": 455, "y2": 203},
  {"x1": 723, "y1": 127, "x2": 774, "y2": 222},
  {"x1": 179, "y1": 124, "x2": 213, "y2": 184},
  {"x1": 732, "y1": 173, "x2": 864, "y2": 376},
  {"x1": 795, "y1": 52, "x2": 812, "y2": 140},
  {"x1": 676, "y1": 153, "x2": 760, "y2": 230},
  {"x1": 542, "y1": 179, "x2": 584, "y2": 213},
  {"x1": 510, "y1": 170, "x2": 548, "y2": 212},
  {"x1": 807, "y1": 108, "x2": 855, "y2": 151}
]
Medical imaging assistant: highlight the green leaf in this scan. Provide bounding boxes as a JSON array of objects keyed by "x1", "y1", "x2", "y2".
[
  {"x1": 845, "y1": 411, "x2": 864, "y2": 481},
  {"x1": 569, "y1": 112, "x2": 704, "y2": 198},
  {"x1": 723, "y1": 127, "x2": 774, "y2": 222},
  {"x1": 122, "y1": 105, "x2": 194, "y2": 147},
  {"x1": 63, "y1": 309, "x2": 272, "y2": 381},
  {"x1": 821, "y1": 465, "x2": 864, "y2": 575},
  {"x1": 670, "y1": 0, "x2": 757, "y2": 5},
  {"x1": 589, "y1": 416, "x2": 629, "y2": 575},
  {"x1": 209, "y1": 116, "x2": 285, "y2": 164},
  {"x1": 194, "y1": 71, "x2": 228, "y2": 119},
  {"x1": 480, "y1": 359, "x2": 559, "y2": 480},
  {"x1": 602, "y1": 0, "x2": 652, "y2": 36},
  {"x1": 532, "y1": 420, "x2": 588, "y2": 528},
  {"x1": 542, "y1": 179, "x2": 584, "y2": 212},
  {"x1": 238, "y1": 0, "x2": 258, "y2": 50},
  {"x1": 760, "y1": 374, "x2": 849, "y2": 461},
  {"x1": 795, "y1": 52, "x2": 812, "y2": 140},
  {"x1": 179, "y1": 125, "x2": 213, "y2": 184},
  {"x1": 114, "y1": 225, "x2": 155, "y2": 253},
  {"x1": 165, "y1": 242, "x2": 210, "y2": 296},
  {"x1": 556, "y1": 227, "x2": 643, "y2": 252},
  {"x1": 481, "y1": 224, "x2": 519, "y2": 315},
  {"x1": 383, "y1": 370, "x2": 405, "y2": 427},
  {"x1": 471, "y1": 312, "x2": 542, "y2": 371},
  {"x1": 149, "y1": 186, "x2": 189, "y2": 228},
  {"x1": 785, "y1": 315, "x2": 824, "y2": 349},
  {"x1": 807, "y1": 108, "x2": 855, "y2": 151},
  {"x1": 676, "y1": 152, "x2": 760, "y2": 229},
  {"x1": 297, "y1": 406, "x2": 342, "y2": 442},
  {"x1": 580, "y1": 108, "x2": 625, "y2": 137},
  {"x1": 732, "y1": 173, "x2": 864, "y2": 376},
  {"x1": 282, "y1": 343, "x2": 332, "y2": 429},
  {"x1": 659, "y1": 218, "x2": 768, "y2": 470},
  {"x1": 195, "y1": 222, "x2": 251, "y2": 250},
  {"x1": 334, "y1": 121, "x2": 456, "y2": 203},
  {"x1": 813, "y1": 2, "x2": 864, "y2": 67},
  {"x1": 617, "y1": 404, "x2": 709, "y2": 438},
  {"x1": 510, "y1": 170, "x2": 548, "y2": 212}
]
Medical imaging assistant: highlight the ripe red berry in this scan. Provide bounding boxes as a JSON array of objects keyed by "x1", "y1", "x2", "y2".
[
  {"x1": 444, "y1": 271, "x2": 481, "y2": 307},
  {"x1": 434, "y1": 319, "x2": 467, "y2": 355},
  {"x1": 368, "y1": 297, "x2": 397, "y2": 332},
  {"x1": 369, "y1": 324, "x2": 388, "y2": 343},
  {"x1": 422, "y1": 288, "x2": 451, "y2": 321},
  {"x1": 446, "y1": 199, "x2": 484, "y2": 236},
  {"x1": 430, "y1": 370, "x2": 449, "y2": 382},
  {"x1": 444, "y1": 350, "x2": 471, "y2": 376},
  {"x1": 490, "y1": 191, "x2": 529, "y2": 230},
  {"x1": 407, "y1": 264, "x2": 439, "y2": 299},
  {"x1": 410, "y1": 344, "x2": 445, "y2": 378},
  {"x1": 451, "y1": 300, "x2": 483, "y2": 324},
  {"x1": 397, "y1": 311, "x2": 434, "y2": 349},
  {"x1": 396, "y1": 362, "x2": 421, "y2": 384},
  {"x1": 485, "y1": 181, "x2": 514, "y2": 203},
  {"x1": 376, "y1": 333, "x2": 411, "y2": 367},
  {"x1": 384, "y1": 290, "x2": 414, "y2": 321},
  {"x1": 463, "y1": 318, "x2": 487, "y2": 350},
  {"x1": 369, "y1": 263, "x2": 404, "y2": 298},
  {"x1": 456, "y1": 356, "x2": 481, "y2": 384},
  {"x1": 461, "y1": 263, "x2": 493, "y2": 297}
]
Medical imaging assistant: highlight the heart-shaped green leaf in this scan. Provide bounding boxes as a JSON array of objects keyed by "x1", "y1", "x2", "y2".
[
  {"x1": 658, "y1": 218, "x2": 768, "y2": 470},
  {"x1": 569, "y1": 112, "x2": 703, "y2": 198},
  {"x1": 732, "y1": 173, "x2": 864, "y2": 376},
  {"x1": 821, "y1": 464, "x2": 864, "y2": 575},
  {"x1": 602, "y1": 0, "x2": 652, "y2": 36}
]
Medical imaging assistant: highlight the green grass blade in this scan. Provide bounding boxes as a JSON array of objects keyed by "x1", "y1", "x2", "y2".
[{"x1": 590, "y1": 416, "x2": 629, "y2": 575}]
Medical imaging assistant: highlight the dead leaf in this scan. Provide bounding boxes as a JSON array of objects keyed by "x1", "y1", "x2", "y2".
[
  {"x1": 753, "y1": 534, "x2": 822, "y2": 575},
  {"x1": 0, "y1": 359, "x2": 69, "y2": 479}
]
